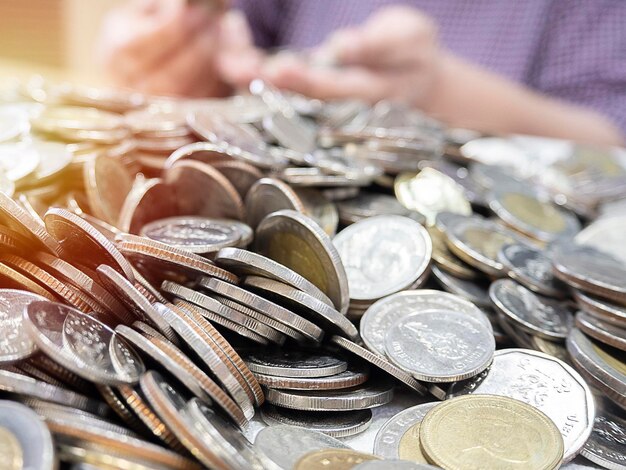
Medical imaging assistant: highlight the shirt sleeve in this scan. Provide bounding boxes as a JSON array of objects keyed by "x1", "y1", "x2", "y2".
[
  {"x1": 230, "y1": 0, "x2": 281, "y2": 49},
  {"x1": 528, "y1": 0, "x2": 626, "y2": 137}
]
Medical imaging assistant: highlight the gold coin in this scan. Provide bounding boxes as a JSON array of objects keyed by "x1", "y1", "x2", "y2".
[
  {"x1": 294, "y1": 449, "x2": 380, "y2": 470},
  {"x1": 0, "y1": 426, "x2": 23, "y2": 470},
  {"x1": 398, "y1": 422, "x2": 430, "y2": 464},
  {"x1": 420, "y1": 395, "x2": 564, "y2": 470}
]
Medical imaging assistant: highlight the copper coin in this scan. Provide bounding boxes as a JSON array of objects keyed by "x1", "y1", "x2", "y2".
[{"x1": 0, "y1": 263, "x2": 57, "y2": 301}]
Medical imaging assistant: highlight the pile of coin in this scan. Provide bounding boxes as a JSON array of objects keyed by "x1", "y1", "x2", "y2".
[{"x1": 0, "y1": 75, "x2": 624, "y2": 469}]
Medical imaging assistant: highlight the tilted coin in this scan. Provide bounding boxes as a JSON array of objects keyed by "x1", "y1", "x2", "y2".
[
  {"x1": 373, "y1": 402, "x2": 438, "y2": 461},
  {"x1": 445, "y1": 216, "x2": 526, "y2": 276},
  {"x1": 244, "y1": 350, "x2": 347, "y2": 378},
  {"x1": 498, "y1": 243, "x2": 567, "y2": 298},
  {"x1": 140, "y1": 216, "x2": 249, "y2": 254},
  {"x1": 254, "y1": 209, "x2": 349, "y2": 314},
  {"x1": 385, "y1": 310, "x2": 495, "y2": 382},
  {"x1": 329, "y1": 336, "x2": 428, "y2": 394},
  {"x1": 394, "y1": 168, "x2": 471, "y2": 226},
  {"x1": 580, "y1": 402, "x2": 626, "y2": 470},
  {"x1": 574, "y1": 290, "x2": 626, "y2": 329},
  {"x1": 294, "y1": 449, "x2": 380, "y2": 470},
  {"x1": 117, "y1": 177, "x2": 179, "y2": 234},
  {"x1": 430, "y1": 264, "x2": 491, "y2": 307},
  {"x1": 261, "y1": 405, "x2": 373, "y2": 438},
  {"x1": 211, "y1": 160, "x2": 264, "y2": 199},
  {"x1": 242, "y1": 275, "x2": 359, "y2": 340},
  {"x1": 23, "y1": 301, "x2": 145, "y2": 385},
  {"x1": 448, "y1": 348, "x2": 595, "y2": 462},
  {"x1": 213, "y1": 247, "x2": 333, "y2": 307},
  {"x1": 359, "y1": 289, "x2": 489, "y2": 356},
  {"x1": 0, "y1": 289, "x2": 49, "y2": 364},
  {"x1": 420, "y1": 395, "x2": 564, "y2": 470},
  {"x1": 489, "y1": 190, "x2": 580, "y2": 243},
  {"x1": 254, "y1": 367, "x2": 369, "y2": 391},
  {"x1": 427, "y1": 225, "x2": 477, "y2": 280},
  {"x1": 245, "y1": 177, "x2": 304, "y2": 229},
  {"x1": 264, "y1": 381, "x2": 394, "y2": 411},
  {"x1": 0, "y1": 400, "x2": 56, "y2": 470},
  {"x1": 567, "y1": 328, "x2": 626, "y2": 411},
  {"x1": 83, "y1": 154, "x2": 133, "y2": 226},
  {"x1": 333, "y1": 215, "x2": 431, "y2": 301},
  {"x1": 489, "y1": 279, "x2": 574, "y2": 340},
  {"x1": 576, "y1": 310, "x2": 626, "y2": 351},
  {"x1": 254, "y1": 425, "x2": 348, "y2": 470},
  {"x1": 0, "y1": 262, "x2": 57, "y2": 301}
]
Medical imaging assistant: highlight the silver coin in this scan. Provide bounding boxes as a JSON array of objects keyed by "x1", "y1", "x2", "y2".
[
  {"x1": 254, "y1": 425, "x2": 348, "y2": 470},
  {"x1": 261, "y1": 405, "x2": 373, "y2": 438},
  {"x1": 580, "y1": 403, "x2": 626, "y2": 470},
  {"x1": 575, "y1": 215, "x2": 626, "y2": 265},
  {"x1": 373, "y1": 402, "x2": 438, "y2": 459},
  {"x1": 431, "y1": 264, "x2": 491, "y2": 307},
  {"x1": 0, "y1": 400, "x2": 56, "y2": 470},
  {"x1": 0, "y1": 289, "x2": 48, "y2": 364},
  {"x1": 354, "y1": 461, "x2": 440, "y2": 470},
  {"x1": 244, "y1": 350, "x2": 347, "y2": 378},
  {"x1": 264, "y1": 381, "x2": 394, "y2": 411},
  {"x1": 567, "y1": 328, "x2": 626, "y2": 411},
  {"x1": 489, "y1": 279, "x2": 574, "y2": 340},
  {"x1": 23, "y1": 301, "x2": 144, "y2": 386},
  {"x1": 153, "y1": 303, "x2": 255, "y2": 420},
  {"x1": 498, "y1": 243, "x2": 566, "y2": 298},
  {"x1": 385, "y1": 310, "x2": 495, "y2": 383},
  {"x1": 449, "y1": 348, "x2": 595, "y2": 462},
  {"x1": 242, "y1": 276, "x2": 359, "y2": 340},
  {"x1": 359, "y1": 289, "x2": 489, "y2": 357},
  {"x1": 329, "y1": 336, "x2": 428, "y2": 394},
  {"x1": 576, "y1": 310, "x2": 626, "y2": 352},
  {"x1": 574, "y1": 290, "x2": 626, "y2": 329},
  {"x1": 196, "y1": 277, "x2": 323, "y2": 342},
  {"x1": 253, "y1": 367, "x2": 369, "y2": 391},
  {"x1": 140, "y1": 216, "x2": 249, "y2": 254},
  {"x1": 0, "y1": 369, "x2": 108, "y2": 415},
  {"x1": 245, "y1": 177, "x2": 304, "y2": 230},
  {"x1": 333, "y1": 215, "x2": 431, "y2": 301},
  {"x1": 495, "y1": 310, "x2": 534, "y2": 349},
  {"x1": 213, "y1": 247, "x2": 333, "y2": 307},
  {"x1": 254, "y1": 209, "x2": 350, "y2": 314},
  {"x1": 336, "y1": 192, "x2": 422, "y2": 225}
]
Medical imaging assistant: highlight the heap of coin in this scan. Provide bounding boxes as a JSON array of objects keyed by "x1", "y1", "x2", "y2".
[{"x1": 0, "y1": 76, "x2": 624, "y2": 469}]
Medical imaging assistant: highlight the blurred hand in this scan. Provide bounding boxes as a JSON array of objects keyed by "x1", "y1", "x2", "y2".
[
  {"x1": 97, "y1": 0, "x2": 261, "y2": 96},
  {"x1": 259, "y1": 6, "x2": 445, "y2": 109}
]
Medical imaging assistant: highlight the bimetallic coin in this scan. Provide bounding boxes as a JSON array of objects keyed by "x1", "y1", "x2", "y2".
[
  {"x1": 0, "y1": 289, "x2": 48, "y2": 364},
  {"x1": 420, "y1": 395, "x2": 564, "y2": 470},
  {"x1": 359, "y1": 289, "x2": 489, "y2": 356},
  {"x1": 294, "y1": 449, "x2": 380, "y2": 470},
  {"x1": 489, "y1": 190, "x2": 580, "y2": 243},
  {"x1": 261, "y1": 406, "x2": 373, "y2": 438},
  {"x1": 333, "y1": 215, "x2": 431, "y2": 301},
  {"x1": 254, "y1": 209, "x2": 350, "y2": 314},
  {"x1": 244, "y1": 350, "x2": 347, "y2": 378},
  {"x1": 449, "y1": 348, "x2": 595, "y2": 462},
  {"x1": 254, "y1": 425, "x2": 348, "y2": 470},
  {"x1": 0, "y1": 400, "x2": 56, "y2": 470},
  {"x1": 385, "y1": 310, "x2": 495, "y2": 383},
  {"x1": 498, "y1": 243, "x2": 566, "y2": 298},
  {"x1": 576, "y1": 310, "x2": 626, "y2": 351},
  {"x1": 489, "y1": 279, "x2": 574, "y2": 340},
  {"x1": 373, "y1": 402, "x2": 438, "y2": 461}
]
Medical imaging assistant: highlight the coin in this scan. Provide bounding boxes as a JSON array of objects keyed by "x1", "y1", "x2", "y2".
[
  {"x1": 420, "y1": 395, "x2": 564, "y2": 470},
  {"x1": 23, "y1": 300, "x2": 145, "y2": 385},
  {"x1": 333, "y1": 215, "x2": 431, "y2": 301},
  {"x1": 354, "y1": 461, "x2": 439, "y2": 470},
  {"x1": 244, "y1": 350, "x2": 347, "y2": 378},
  {"x1": 211, "y1": 160, "x2": 264, "y2": 198},
  {"x1": 373, "y1": 402, "x2": 438, "y2": 461},
  {"x1": 574, "y1": 290, "x2": 626, "y2": 329},
  {"x1": 254, "y1": 367, "x2": 369, "y2": 391},
  {"x1": 0, "y1": 400, "x2": 56, "y2": 470},
  {"x1": 213, "y1": 247, "x2": 333, "y2": 307},
  {"x1": 359, "y1": 290, "x2": 489, "y2": 356},
  {"x1": 245, "y1": 177, "x2": 304, "y2": 229},
  {"x1": 430, "y1": 264, "x2": 491, "y2": 307},
  {"x1": 385, "y1": 310, "x2": 495, "y2": 382},
  {"x1": 580, "y1": 401, "x2": 626, "y2": 470},
  {"x1": 427, "y1": 225, "x2": 477, "y2": 280},
  {"x1": 118, "y1": 177, "x2": 179, "y2": 234},
  {"x1": 489, "y1": 279, "x2": 574, "y2": 340},
  {"x1": 0, "y1": 142, "x2": 39, "y2": 184},
  {"x1": 264, "y1": 381, "x2": 394, "y2": 411},
  {"x1": 254, "y1": 424, "x2": 348, "y2": 470},
  {"x1": 254, "y1": 209, "x2": 349, "y2": 314},
  {"x1": 575, "y1": 215, "x2": 626, "y2": 264},
  {"x1": 394, "y1": 168, "x2": 471, "y2": 226},
  {"x1": 489, "y1": 190, "x2": 580, "y2": 243},
  {"x1": 261, "y1": 405, "x2": 373, "y2": 438},
  {"x1": 295, "y1": 449, "x2": 380, "y2": 470},
  {"x1": 139, "y1": 216, "x2": 248, "y2": 254},
  {"x1": 292, "y1": 187, "x2": 339, "y2": 236},
  {"x1": 575, "y1": 310, "x2": 626, "y2": 351},
  {"x1": 449, "y1": 348, "x2": 595, "y2": 462},
  {"x1": 83, "y1": 154, "x2": 133, "y2": 226}
]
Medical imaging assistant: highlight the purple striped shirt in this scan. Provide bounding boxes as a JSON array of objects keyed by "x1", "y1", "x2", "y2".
[{"x1": 233, "y1": 0, "x2": 626, "y2": 135}]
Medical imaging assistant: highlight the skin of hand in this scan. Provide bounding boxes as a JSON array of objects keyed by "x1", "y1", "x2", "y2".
[
  {"x1": 259, "y1": 6, "x2": 623, "y2": 145},
  {"x1": 97, "y1": 0, "x2": 262, "y2": 97}
]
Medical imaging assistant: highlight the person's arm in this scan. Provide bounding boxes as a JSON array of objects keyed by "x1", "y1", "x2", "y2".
[{"x1": 256, "y1": 6, "x2": 624, "y2": 146}]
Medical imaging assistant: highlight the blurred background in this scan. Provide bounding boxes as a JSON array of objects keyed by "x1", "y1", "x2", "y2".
[{"x1": 0, "y1": 0, "x2": 121, "y2": 81}]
